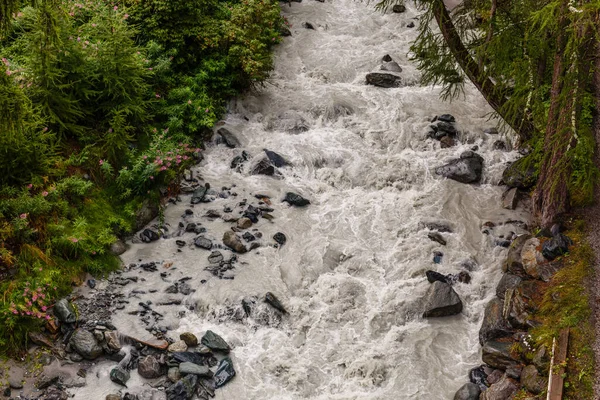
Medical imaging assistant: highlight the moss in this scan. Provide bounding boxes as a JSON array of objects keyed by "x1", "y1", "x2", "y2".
[{"x1": 529, "y1": 224, "x2": 595, "y2": 400}]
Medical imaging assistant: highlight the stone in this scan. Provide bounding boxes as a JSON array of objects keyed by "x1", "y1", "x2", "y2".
[
  {"x1": 191, "y1": 186, "x2": 208, "y2": 204},
  {"x1": 366, "y1": 72, "x2": 402, "y2": 88},
  {"x1": 422, "y1": 281, "x2": 463, "y2": 318},
  {"x1": 435, "y1": 152, "x2": 483, "y2": 183},
  {"x1": 283, "y1": 192, "x2": 310, "y2": 206},
  {"x1": 492, "y1": 140, "x2": 507, "y2": 151},
  {"x1": 502, "y1": 157, "x2": 537, "y2": 189},
  {"x1": 135, "y1": 199, "x2": 159, "y2": 230},
  {"x1": 468, "y1": 365, "x2": 488, "y2": 391},
  {"x1": 104, "y1": 331, "x2": 122, "y2": 351},
  {"x1": 250, "y1": 157, "x2": 276, "y2": 176},
  {"x1": 54, "y1": 298, "x2": 77, "y2": 323},
  {"x1": 168, "y1": 340, "x2": 188, "y2": 353},
  {"x1": 265, "y1": 292, "x2": 288, "y2": 313},
  {"x1": 264, "y1": 149, "x2": 290, "y2": 167},
  {"x1": 166, "y1": 374, "x2": 197, "y2": 400},
  {"x1": 273, "y1": 232, "x2": 287, "y2": 245},
  {"x1": 223, "y1": 231, "x2": 247, "y2": 253},
  {"x1": 433, "y1": 251, "x2": 443, "y2": 264},
  {"x1": 484, "y1": 127, "x2": 499, "y2": 135},
  {"x1": 420, "y1": 221, "x2": 453, "y2": 233},
  {"x1": 170, "y1": 352, "x2": 206, "y2": 365},
  {"x1": 436, "y1": 121, "x2": 458, "y2": 136},
  {"x1": 194, "y1": 236, "x2": 212, "y2": 250},
  {"x1": 168, "y1": 367, "x2": 181, "y2": 383},
  {"x1": 440, "y1": 136, "x2": 455, "y2": 148},
  {"x1": 138, "y1": 355, "x2": 166, "y2": 379},
  {"x1": 201, "y1": 331, "x2": 230, "y2": 353},
  {"x1": 110, "y1": 366, "x2": 130, "y2": 386},
  {"x1": 542, "y1": 234, "x2": 571, "y2": 260},
  {"x1": 42, "y1": 386, "x2": 69, "y2": 400},
  {"x1": 303, "y1": 22, "x2": 315, "y2": 29},
  {"x1": 481, "y1": 340, "x2": 520, "y2": 370},
  {"x1": 382, "y1": 54, "x2": 393, "y2": 62},
  {"x1": 380, "y1": 61, "x2": 402, "y2": 73},
  {"x1": 479, "y1": 298, "x2": 512, "y2": 346},
  {"x1": 479, "y1": 375, "x2": 519, "y2": 400},
  {"x1": 456, "y1": 271, "x2": 471, "y2": 284},
  {"x1": 495, "y1": 274, "x2": 522, "y2": 300},
  {"x1": 141, "y1": 229, "x2": 160, "y2": 242},
  {"x1": 438, "y1": 114, "x2": 456, "y2": 123},
  {"x1": 521, "y1": 237, "x2": 545, "y2": 279},
  {"x1": 208, "y1": 251, "x2": 224, "y2": 264},
  {"x1": 231, "y1": 151, "x2": 250, "y2": 170},
  {"x1": 520, "y1": 365, "x2": 546, "y2": 394},
  {"x1": 214, "y1": 357, "x2": 236, "y2": 388},
  {"x1": 425, "y1": 270, "x2": 449, "y2": 284},
  {"x1": 407, "y1": 21, "x2": 415, "y2": 28},
  {"x1": 502, "y1": 188, "x2": 518, "y2": 210},
  {"x1": 178, "y1": 362, "x2": 212, "y2": 377},
  {"x1": 106, "y1": 395, "x2": 121, "y2": 400},
  {"x1": 453, "y1": 382, "x2": 480, "y2": 400},
  {"x1": 217, "y1": 127, "x2": 241, "y2": 148},
  {"x1": 36, "y1": 373, "x2": 59, "y2": 389},
  {"x1": 70, "y1": 329, "x2": 103, "y2": 360},
  {"x1": 503, "y1": 234, "x2": 532, "y2": 276},
  {"x1": 392, "y1": 4, "x2": 406, "y2": 12},
  {"x1": 110, "y1": 240, "x2": 128, "y2": 255},
  {"x1": 179, "y1": 332, "x2": 198, "y2": 347},
  {"x1": 237, "y1": 218, "x2": 253, "y2": 229},
  {"x1": 427, "y1": 232, "x2": 446, "y2": 245},
  {"x1": 506, "y1": 280, "x2": 543, "y2": 329}
]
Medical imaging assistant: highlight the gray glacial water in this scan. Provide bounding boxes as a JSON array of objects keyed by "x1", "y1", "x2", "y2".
[{"x1": 72, "y1": 0, "x2": 530, "y2": 399}]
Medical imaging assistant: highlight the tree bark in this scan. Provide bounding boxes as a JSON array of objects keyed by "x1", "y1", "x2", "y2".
[{"x1": 431, "y1": 0, "x2": 535, "y2": 141}]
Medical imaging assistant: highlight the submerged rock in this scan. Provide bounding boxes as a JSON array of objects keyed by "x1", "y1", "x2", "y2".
[
  {"x1": 366, "y1": 72, "x2": 402, "y2": 88},
  {"x1": 265, "y1": 292, "x2": 288, "y2": 313},
  {"x1": 264, "y1": 149, "x2": 290, "y2": 167},
  {"x1": 425, "y1": 270, "x2": 449, "y2": 284},
  {"x1": 250, "y1": 157, "x2": 276, "y2": 176},
  {"x1": 435, "y1": 151, "x2": 483, "y2": 183},
  {"x1": 283, "y1": 192, "x2": 310, "y2": 206},
  {"x1": 428, "y1": 232, "x2": 446, "y2": 245},
  {"x1": 214, "y1": 357, "x2": 236, "y2": 388},
  {"x1": 201, "y1": 331, "x2": 230, "y2": 353},
  {"x1": 453, "y1": 382, "x2": 480, "y2": 400},
  {"x1": 191, "y1": 186, "x2": 208, "y2": 204},
  {"x1": 380, "y1": 61, "x2": 402, "y2": 72},
  {"x1": 216, "y1": 127, "x2": 241, "y2": 148},
  {"x1": 422, "y1": 281, "x2": 463, "y2": 317},
  {"x1": 392, "y1": 4, "x2": 406, "y2": 12}
]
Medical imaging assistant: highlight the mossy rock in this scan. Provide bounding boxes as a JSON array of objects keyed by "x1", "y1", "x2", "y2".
[{"x1": 502, "y1": 157, "x2": 537, "y2": 189}]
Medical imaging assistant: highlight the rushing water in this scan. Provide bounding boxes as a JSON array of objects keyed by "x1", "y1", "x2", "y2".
[{"x1": 72, "y1": 1, "x2": 530, "y2": 399}]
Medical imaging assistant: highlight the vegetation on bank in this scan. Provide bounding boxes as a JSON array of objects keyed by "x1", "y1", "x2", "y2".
[{"x1": 0, "y1": 0, "x2": 284, "y2": 352}]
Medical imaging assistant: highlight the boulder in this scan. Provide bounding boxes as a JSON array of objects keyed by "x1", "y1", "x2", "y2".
[
  {"x1": 436, "y1": 121, "x2": 458, "y2": 137},
  {"x1": 521, "y1": 237, "x2": 545, "y2": 279},
  {"x1": 110, "y1": 240, "x2": 128, "y2": 256},
  {"x1": 273, "y1": 232, "x2": 287, "y2": 245},
  {"x1": 194, "y1": 236, "x2": 212, "y2": 250},
  {"x1": 468, "y1": 365, "x2": 488, "y2": 391},
  {"x1": 179, "y1": 332, "x2": 198, "y2": 347},
  {"x1": 54, "y1": 298, "x2": 77, "y2": 324},
  {"x1": 140, "y1": 228, "x2": 160, "y2": 243},
  {"x1": 380, "y1": 61, "x2": 402, "y2": 72},
  {"x1": 479, "y1": 298, "x2": 512, "y2": 346},
  {"x1": 223, "y1": 231, "x2": 247, "y2": 253},
  {"x1": 502, "y1": 234, "x2": 532, "y2": 276},
  {"x1": 425, "y1": 270, "x2": 449, "y2": 284},
  {"x1": 250, "y1": 157, "x2": 276, "y2": 176},
  {"x1": 366, "y1": 72, "x2": 402, "y2": 88},
  {"x1": 495, "y1": 274, "x2": 522, "y2": 300},
  {"x1": 502, "y1": 188, "x2": 518, "y2": 210},
  {"x1": 70, "y1": 329, "x2": 103, "y2": 360},
  {"x1": 166, "y1": 374, "x2": 197, "y2": 400},
  {"x1": 520, "y1": 365, "x2": 546, "y2": 394},
  {"x1": 427, "y1": 232, "x2": 446, "y2": 245},
  {"x1": 502, "y1": 157, "x2": 536, "y2": 189},
  {"x1": 138, "y1": 355, "x2": 166, "y2": 379},
  {"x1": 302, "y1": 22, "x2": 315, "y2": 29},
  {"x1": 479, "y1": 374, "x2": 519, "y2": 400},
  {"x1": 231, "y1": 151, "x2": 250, "y2": 170},
  {"x1": 435, "y1": 151, "x2": 483, "y2": 183},
  {"x1": 542, "y1": 234, "x2": 571, "y2": 260},
  {"x1": 438, "y1": 114, "x2": 456, "y2": 123},
  {"x1": 135, "y1": 199, "x2": 159, "y2": 230},
  {"x1": 265, "y1": 292, "x2": 288, "y2": 313},
  {"x1": 191, "y1": 186, "x2": 208, "y2": 204},
  {"x1": 392, "y1": 4, "x2": 406, "y2": 12},
  {"x1": 214, "y1": 357, "x2": 236, "y2": 388},
  {"x1": 481, "y1": 341, "x2": 520, "y2": 370},
  {"x1": 178, "y1": 362, "x2": 212, "y2": 377},
  {"x1": 453, "y1": 382, "x2": 480, "y2": 400},
  {"x1": 201, "y1": 331, "x2": 230, "y2": 353},
  {"x1": 216, "y1": 127, "x2": 241, "y2": 148},
  {"x1": 505, "y1": 280, "x2": 543, "y2": 330},
  {"x1": 422, "y1": 281, "x2": 463, "y2": 317},
  {"x1": 440, "y1": 136, "x2": 456, "y2": 148},
  {"x1": 264, "y1": 149, "x2": 290, "y2": 167},
  {"x1": 283, "y1": 192, "x2": 310, "y2": 206},
  {"x1": 109, "y1": 366, "x2": 130, "y2": 386}
]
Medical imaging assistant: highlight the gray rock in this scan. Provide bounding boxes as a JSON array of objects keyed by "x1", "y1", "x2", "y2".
[
  {"x1": 502, "y1": 157, "x2": 536, "y2": 189},
  {"x1": 479, "y1": 374, "x2": 518, "y2": 400},
  {"x1": 208, "y1": 251, "x2": 224, "y2": 264},
  {"x1": 482, "y1": 341, "x2": 520, "y2": 370},
  {"x1": 422, "y1": 281, "x2": 463, "y2": 317},
  {"x1": 168, "y1": 367, "x2": 180, "y2": 383},
  {"x1": 265, "y1": 292, "x2": 287, "y2": 313},
  {"x1": 502, "y1": 188, "x2": 518, "y2": 210},
  {"x1": 54, "y1": 298, "x2": 77, "y2": 323},
  {"x1": 110, "y1": 240, "x2": 128, "y2": 256},
  {"x1": 502, "y1": 234, "x2": 532, "y2": 276},
  {"x1": 178, "y1": 362, "x2": 212, "y2": 377},
  {"x1": 214, "y1": 357, "x2": 236, "y2": 388},
  {"x1": 179, "y1": 332, "x2": 198, "y2": 347},
  {"x1": 223, "y1": 231, "x2": 247, "y2": 253},
  {"x1": 140, "y1": 228, "x2": 160, "y2": 242},
  {"x1": 201, "y1": 330, "x2": 230, "y2": 353},
  {"x1": 380, "y1": 61, "x2": 402, "y2": 72},
  {"x1": 495, "y1": 274, "x2": 522, "y2": 300},
  {"x1": 166, "y1": 374, "x2": 197, "y2": 400},
  {"x1": 479, "y1": 298, "x2": 512, "y2": 346},
  {"x1": 110, "y1": 366, "x2": 130, "y2": 386},
  {"x1": 366, "y1": 72, "x2": 402, "y2": 88},
  {"x1": 435, "y1": 152, "x2": 483, "y2": 183},
  {"x1": 520, "y1": 365, "x2": 546, "y2": 394},
  {"x1": 453, "y1": 382, "x2": 480, "y2": 400},
  {"x1": 136, "y1": 199, "x2": 159, "y2": 231},
  {"x1": 104, "y1": 331, "x2": 122, "y2": 352},
  {"x1": 138, "y1": 355, "x2": 166, "y2": 379},
  {"x1": 521, "y1": 237, "x2": 544, "y2": 279},
  {"x1": 428, "y1": 232, "x2": 446, "y2": 245},
  {"x1": 194, "y1": 236, "x2": 212, "y2": 250},
  {"x1": 217, "y1": 127, "x2": 241, "y2": 148},
  {"x1": 273, "y1": 232, "x2": 287, "y2": 245},
  {"x1": 191, "y1": 186, "x2": 208, "y2": 204},
  {"x1": 484, "y1": 127, "x2": 499, "y2": 135},
  {"x1": 542, "y1": 233, "x2": 571, "y2": 260},
  {"x1": 250, "y1": 157, "x2": 276, "y2": 176},
  {"x1": 303, "y1": 22, "x2": 315, "y2": 29},
  {"x1": 283, "y1": 192, "x2": 310, "y2": 206},
  {"x1": 42, "y1": 386, "x2": 68, "y2": 400},
  {"x1": 70, "y1": 329, "x2": 103, "y2": 360},
  {"x1": 438, "y1": 114, "x2": 456, "y2": 123},
  {"x1": 392, "y1": 4, "x2": 406, "y2": 12},
  {"x1": 264, "y1": 149, "x2": 290, "y2": 167}
]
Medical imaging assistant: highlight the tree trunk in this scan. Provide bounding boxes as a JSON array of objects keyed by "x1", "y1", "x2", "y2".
[{"x1": 431, "y1": 0, "x2": 535, "y2": 141}]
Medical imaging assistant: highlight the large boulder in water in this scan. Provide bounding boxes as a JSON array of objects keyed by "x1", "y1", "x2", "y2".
[
  {"x1": 201, "y1": 330, "x2": 231, "y2": 353},
  {"x1": 502, "y1": 157, "x2": 537, "y2": 189},
  {"x1": 283, "y1": 192, "x2": 310, "y2": 206},
  {"x1": 453, "y1": 383, "x2": 480, "y2": 400},
  {"x1": 216, "y1": 127, "x2": 241, "y2": 148},
  {"x1": 435, "y1": 151, "x2": 483, "y2": 183},
  {"x1": 70, "y1": 329, "x2": 103, "y2": 360},
  {"x1": 249, "y1": 157, "x2": 276, "y2": 176},
  {"x1": 264, "y1": 149, "x2": 290, "y2": 167},
  {"x1": 479, "y1": 298, "x2": 512, "y2": 346},
  {"x1": 422, "y1": 281, "x2": 463, "y2": 317},
  {"x1": 366, "y1": 72, "x2": 402, "y2": 88}
]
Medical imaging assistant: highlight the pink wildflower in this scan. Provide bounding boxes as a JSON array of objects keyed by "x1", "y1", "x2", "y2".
[
  {"x1": 155, "y1": 94, "x2": 161, "y2": 98},
  {"x1": 123, "y1": 13, "x2": 129, "y2": 19},
  {"x1": 70, "y1": 238, "x2": 79, "y2": 243},
  {"x1": 27, "y1": 184, "x2": 33, "y2": 189},
  {"x1": 19, "y1": 213, "x2": 27, "y2": 219},
  {"x1": 160, "y1": 166, "x2": 167, "y2": 171},
  {"x1": 149, "y1": 176, "x2": 154, "y2": 180},
  {"x1": 113, "y1": 5, "x2": 118, "y2": 10},
  {"x1": 42, "y1": 191, "x2": 48, "y2": 197},
  {"x1": 6, "y1": 70, "x2": 11, "y2": 76},
  {"x1": 99, "y1": 159, "x2": 104, "y2": 165},
  {"x1": 42, "y1": 306, "x2": 47, "y2": 312}
]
